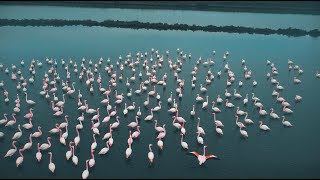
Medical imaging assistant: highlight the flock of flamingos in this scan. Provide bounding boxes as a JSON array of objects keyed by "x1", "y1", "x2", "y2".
[{"x1": 0, "y1": 48, "x2": 319, "y2": 179}]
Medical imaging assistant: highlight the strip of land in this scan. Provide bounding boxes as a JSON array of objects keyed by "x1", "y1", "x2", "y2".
[
  {"x1": 1, "y1": 1, "x2": 320, "y2": 15},
  {"x1": 1, "y1": 19, "x2": 319, "y2": 37}
]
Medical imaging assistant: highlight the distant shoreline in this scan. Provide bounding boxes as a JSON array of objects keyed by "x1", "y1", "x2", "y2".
[{"x1": 1, "y1": 1, "x2": 320, "y2": 15}]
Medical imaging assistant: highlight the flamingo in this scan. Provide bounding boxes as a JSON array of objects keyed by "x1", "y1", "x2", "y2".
[
  {"x1": 131, "y1": 126, "x2": 141, "y2": 139},
  {"x1": 51, "y1": 101, "x2": 60, "y2": 112},
  {"x1": 99, "y1": 141, "x2": 110, "y2": 155},
  {"x1": 36, "y1": 143, "x2": 42, "y2": 162},
  {"x1": 240, "y1": 127, "x2": 248, "y2": 138},
  {"x1": 259, "y1": 121, "x2": 270, "y2": 131},
  {"x1": 211, "y1": 113, "x2": 223, "y2": 127},
  {"x1": 148, "y1": 86, "x2": 156, "y2": 96},
  {"x1": 91, "y1": 134, "x2": 97, "y2": 150},
  {"x1": 147, "y1": 144, "x2": 154, "y2": 164},
  {"x1": 12, "y1": 124, "x2": 22, "y2": 140},
  {"x1": 16, "y1": 148, "x2": 24, "y2": 167},
  {"x1": 167, "y1": 92, "x2": 173, "y2": 103},
  {"x1": 0, "y1": 113, "x2": 8, "y2": 125},
  {"x1": 157, "y1": 138, "x2": 164, "y2": 150},
  {"x1": 196, "y1": 131, "x2": 204, "y2": 144},
  {"x1": 111, "y1": 116, "x2": 120, "y2": 129},
  {"x1": 23, "y1": 133, "x2": 33, "y2": 150},
  {"x1": 283, "y1": 106, "x2": 293, "y2": 113},
  {"x1": 136, "y1": 106, "x2": 141, "y2": 117},
  {"x1": 59, "y1": 115, "x2": 69, "y2": 128},
  {"x1": 66, "y1": 141, "x2": 74, "y2": 160},
  {"x1": 40, "y1": 137, "x2": 52, "y2": 150},
  {"x1": 225, "y1": 99, "x2": 234, "y2": 108},
  {"x1": 49, "y1": 124, "x2": 60, "y2": 134},
  {"x1": 216, "y1": 95, "x2": 223, "y2": 104},
  {"x1": 102, "y1": 124, "x2": 113, "y2": 140},
  {"x1": 237, "y1": 107, "x2": 246, "y2": 115},
  {"x1": 175, "y1": 109, "x2": 186, "y2": 123},
  {"x1": 59, "y1": 129, "x2": 66, "y2": 145},
  {"x1": 197, "y1": 117, "x2": 205, "y2": 135},
  {"x1": 234, "y1": 89, "x2": 242, "y2": 98},
  {"x1": 127, "y1": 130, "x2": 133, "y2": 146},
  {"x1": 244, "y1": 112, "x2": 254, "y2": 124},
  {"x1": 189, "y1": 145, "x2": 219, "y2": 165},
  {"x1": 4, "y1": 141, "x2": 17, "y2": 158},
  {"x1": 48, "y1": 152, "x2": 56, "y2": 173},
  {"x1": 190, "y1": 105, "x2": 195, "y2": 116},
  {"x1": 144, "y1": 109, "x2": 154, "y2": 121},
  {"x1": 156, "y1": 125, "x2": 166, "y2": 139},
  {"x1": 123, "y1": 103, "x2": 128, "y2": 115},
  {"x1": 22, "y1": 118, "x2": 33, "y2": 129},
  {"x1": 259, "y1": 106, "x2": 267, "y2": 116},
  {"x1": 127, "y1": 102, "x2": 136, "y2": 111},
  {"x1": 89, "y1": 149, "x2": 95, "y2": 168},
  {"x1": 215, "y1": 123, "x2": 223, "y2": 135},
  {"x1": 126, "y1": 143, "x2": 132, "y2": 159},
  {"x1": 72, "y1": 145, "x2": 78, "y2": 165},
  {"x1": 32, "y1": 126, "x2": 42, "y2": 137},
  {"x1": 211, "y1": 101, "x2": 221, "y2": 113},
  {"x1": 270, "y1": 108, "x2": 280, "y2": 119},
  {"x1": 282, "y1": 116, "x2": 293, "y2": 127},
  {"x1": 202, "y1": 96, "x2": 209, "y2": 108},
  {"x1": 154, "y1": 120, "x2": 165, "y2": 132},
  {"x1": 180, "y1": 133, "x2": 188, "y2": 150},
  {"x1": 54, "y1": 106, "x2": 64, "y2": 116},
  {"x1": 235, "y1": 115, "x2": 246, "y2": 128},
  {"x1": 152, "y1": 101, "x2": 162, "y2": 111},
  {"x1": 196, "y1": 94, "x2": 204, "y2": 102},
  {"x1": 25, "y1": 92, "x2": 36, "y2": 105},
  {"x1": 82, "y1": 160, "x2": 89, "y2": 179},
  {"x1": 24, "y1": 108, "x2": 33, "y2": 119}
]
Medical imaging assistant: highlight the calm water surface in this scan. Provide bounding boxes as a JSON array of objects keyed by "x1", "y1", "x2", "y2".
[
  {"x1": 0, "y1": 6, "x2": 320, "y2": 179},
  {"x1": 1, "y1": 5, "x2": 320, "y2": 30}
]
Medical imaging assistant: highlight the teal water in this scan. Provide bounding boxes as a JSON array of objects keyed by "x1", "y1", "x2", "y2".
[
  {"x1": 0, "y1": 6, "x2": 320, "y2": 179},
  {"x1": 1, "y1": 5, "x2": 320, "y2": 30}
]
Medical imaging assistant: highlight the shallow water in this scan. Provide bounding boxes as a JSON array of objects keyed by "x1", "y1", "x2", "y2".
[
  {"x1": 0, "y1": 6, "x2": 320, "y2": 179},
  {"x1": 1, "y1": 5, "x2": 320, "y2": 30}
]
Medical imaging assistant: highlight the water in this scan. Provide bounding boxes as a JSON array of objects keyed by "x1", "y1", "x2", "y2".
[
  {"x1": 1, "y1": 5, "x2": 320, "y2": 30},
  {"x1": 0, "y1": 5, "x2": 320, "y2": 179}
]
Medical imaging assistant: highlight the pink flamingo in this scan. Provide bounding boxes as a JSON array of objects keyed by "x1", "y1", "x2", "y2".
[
  {"x1": 59, "y1": 115, "x2": 68, "y2": 129},
  {"x1": 53, "y1": 106, "x2": 64, "y2": 116},
  {"x1": 32, "y1": 126, "x2": 42, "y2": 138},
  {"x1": 23, "y1": 133, "x2": 33, "y2": 150},
  {"x1": 0, "y1": 113, "x2": 8, "y2": 125},
  {"x1": 131, "y1": 126, "x2": 141, "y2": 139},
  {"x1": 24, "y1": 108, "x2": 33, "y2": 119},
  {"x1": 91, "y1": 108, "x2": 100, "y2": 121},
  {"x1": 89, "y1": 149, "x2": 95, "y2": 168},
  {"x1": 40, "y1": 137, "x2": 52, "y2": 150},
  {"x1": 4, "y1": 141, "x2": 17, "y2": 157},
  {"x1": 235, "y1": 115, "x2": 246, "y2": 128},
  {"x1": 74, "y1": 127, "x2": 80, "y2": 146},
  {"x1": 189, "y1": 145, "x2": 219, "y2": 165},
  {"x1": 51, "y1": 101, "x2": 60, "y2": 112},
  {"x1": 127, "y1": 130, "x2": 133, "y2": 146},
  {"x1": 128, "y1": 116, "x2": 139, "y2": 128},
  {"x1": 213, "y1": 112, "x2": 224, "y2": 127},
  {"x1": 16, "y1": 148, "x2": 24, "y2": 167},
  {"x1": 102, "y1": 124, "x2": 113, "y2": 140},
  {"x1": 59, "y1": 129, "x2": 66, "y2": 145},
  {"x1": 36, "y1": 143, "x2": 42, "y2": 162}
]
